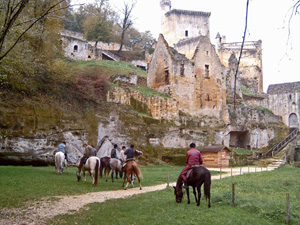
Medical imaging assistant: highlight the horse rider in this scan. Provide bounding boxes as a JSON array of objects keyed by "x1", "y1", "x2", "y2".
[
  {"x1": 78, "y1": 143, "x2": 95, "y2": 169},
  {"x1": 58, "y1": 141, "x2": 69, "y2": 162},
  {"x1": 119, "y1": 145, "x2": 127, "y2": 165},
  {"x1": 111, "y1": 144, "x2": 119, "y2": 159},
  {"x1": 180, "y1": 143, "x2": 203, "y2": 188},
  {"x1": 124, "y1": 144, "x2": 142, "y2": 162}
]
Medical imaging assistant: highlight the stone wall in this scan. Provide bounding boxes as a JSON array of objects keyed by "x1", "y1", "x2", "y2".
[
  {"x1": 162, "y1": 9, "x2": 211, "y2": 47},
  {"x1": 216, "y1": 40, "x2": 263, "y2": 93},
  {"x1": 107, "y1": 87, "x2": 179, "y2": 120}
]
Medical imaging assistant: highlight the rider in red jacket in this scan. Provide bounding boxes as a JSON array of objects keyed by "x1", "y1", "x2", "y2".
[{"x1": 180, "y1": 143, "x2": 203, "y2": 188}]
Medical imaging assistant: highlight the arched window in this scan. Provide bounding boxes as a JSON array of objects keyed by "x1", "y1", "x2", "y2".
[
  {"x1": 73, "y1": 45, "x2": 78, "y2": 52},
  {"x1": 289, "y1": 113, "x2": 299, "y2": 128}
]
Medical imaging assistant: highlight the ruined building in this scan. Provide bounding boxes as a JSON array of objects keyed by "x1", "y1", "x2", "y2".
[{"x1": 158, "y1": 0, "x2": 263, "y2": 95}]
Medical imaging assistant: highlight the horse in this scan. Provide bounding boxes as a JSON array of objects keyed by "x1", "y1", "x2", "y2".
[
  {"x1": 173, "y1": 166, "x2": 211, "y2": 207},
  {"x1": 100, "y1": 157, "x2": 123, "y2": 182},
  {"x1": 109, "y1": 158, "x2": 123, "y2": 182},
  {"x1": 55, "y1": 151, "x2": 68, "y2": 175},
  {"x1": 76, "y1": 156, "x2": 100, "y2": 186},
  {"x1": 100, "y1": 156, "x2": 110, "y2": 180},
  {"x1": 122, "y1": 160, "x2": 142, "y2": 190}
]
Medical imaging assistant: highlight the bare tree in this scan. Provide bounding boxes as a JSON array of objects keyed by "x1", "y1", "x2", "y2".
[
  {"x1": 233, "y1": 0, "x2": 250, "y2": 109},
  {"x1": 118, "y1": 0, "x2": 136, "y2": 52},
  {"x1": 0, "y1": 0, "x2": 70, "y2": 61}
]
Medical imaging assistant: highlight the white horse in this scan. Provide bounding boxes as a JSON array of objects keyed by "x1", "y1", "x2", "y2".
[
  {"x1": 55, "y1": 151, "x2": 68, "y2": 175},
  {"x1": 77, "y1": 156, "x2": 100, "y2": 186}
]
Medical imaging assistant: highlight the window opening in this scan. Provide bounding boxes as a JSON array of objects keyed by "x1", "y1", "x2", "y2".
[
  {"x1": 73, "y1": 45, "x2": 78, "y2": 52},
  {"x1": 185, "y1": 30, "x2": 188, "y2": 37},
  {"x1": 164, "y1": 67, "x2": 169, "y2": 84},
  {"x1": 180, "y1": 63, "x2": 185, "y2": 76},
  {"x1": 205, "y1": 64, "x2": 209, "y2": 78}
]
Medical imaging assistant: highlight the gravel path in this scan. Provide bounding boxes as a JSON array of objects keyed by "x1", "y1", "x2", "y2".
[{"x1": 0, "y1": 166, "x2": 277, "y2": 225}]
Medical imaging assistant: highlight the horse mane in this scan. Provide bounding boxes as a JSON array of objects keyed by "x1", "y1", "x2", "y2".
[{"x1": 176, "y1": 174, "x2": 183, "y2": 189}]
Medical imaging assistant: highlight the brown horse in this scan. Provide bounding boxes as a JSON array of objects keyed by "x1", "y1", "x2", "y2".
[
  {"x1": 173, "y1": 166, "x2": 211, "y2": 207},
  {"x1": 122, "y1": 160, "x2": 142, "y2": 190},
  {"x1": 100, "y1": 156, "x2": 110, "y2": 180}
]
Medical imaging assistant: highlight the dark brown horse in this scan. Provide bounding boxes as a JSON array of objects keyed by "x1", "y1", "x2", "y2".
[
  {"x1": 173, "y1": 166, "x2": 211, "y2": 207},
  {"x1": 122, "y1": 160, "x2": 142, "y2": 190},
  {"x1": 100, "y1": 156, "x2": 110, "y2": 180}
]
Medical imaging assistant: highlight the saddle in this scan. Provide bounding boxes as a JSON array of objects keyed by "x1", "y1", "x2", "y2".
[{"x1": 186, "y1": 165, "x2": 202, "y2": 179}]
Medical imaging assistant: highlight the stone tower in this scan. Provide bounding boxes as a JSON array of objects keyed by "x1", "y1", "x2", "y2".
[{"x1": 160, "y1": 0, "x2": 171, "y2": 13}]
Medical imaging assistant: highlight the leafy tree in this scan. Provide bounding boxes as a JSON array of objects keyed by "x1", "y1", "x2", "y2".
[
  {"x1": 0, "y1": 0, "x2": 72, "y2": 94},
  {"x1": 61, "y1": 6, "x2": 86, "y2": 33},
  {"x1": 0, "y1": 0, "x2": 70, "y2": 61},
  {"x1": 81, "y1": 0, "x2": 117, "y2": 45}
]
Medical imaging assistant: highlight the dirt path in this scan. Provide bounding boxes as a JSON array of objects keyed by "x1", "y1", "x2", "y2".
[{"x1": 0, "y1": 166, "x2": 276, "y2": 225}]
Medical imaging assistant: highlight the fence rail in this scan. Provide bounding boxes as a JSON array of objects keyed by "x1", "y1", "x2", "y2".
[{"x1": 265, "y1": 128, "x2": 299, "y2": 157}]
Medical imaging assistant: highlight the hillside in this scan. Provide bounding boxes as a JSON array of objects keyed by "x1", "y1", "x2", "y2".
[{"x1": 0, "y1": 59, "x2": 288, "y2": 166}]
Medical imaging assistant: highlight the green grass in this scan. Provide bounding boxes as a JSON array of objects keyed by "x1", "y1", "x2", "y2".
[
  {"x1": 0, "y1": 165, "x2": 179, "y2": 208},
  {"x1": 47, "y1": 165, "x2": 300, "y2": 225},
  {"x1": 74, "y1": 60, "x2": 147, "y2": 77},
  {"x1": 1, "y1": 165, "x2": 299, "y2": 224},
  {"x1": 0, "y1": 164, "x2": 219, "y2": 209},
  {"x1": 129, "y1": 85, "x2": 171, "y2": 98}
]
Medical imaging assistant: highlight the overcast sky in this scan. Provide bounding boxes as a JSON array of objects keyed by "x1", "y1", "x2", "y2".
[{"x1": 72, "y1": 0, "x2": 300, "y2": 92}]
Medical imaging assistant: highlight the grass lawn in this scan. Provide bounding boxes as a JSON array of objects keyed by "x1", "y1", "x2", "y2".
[
  {"x1": 48, "y1": 165, "x2": 300, "y2": 225},
  {"x1": 0, "y1": 164, "x2": 192, "y2": 208},
  {"x1": 1, "y1": 164, "x2": 299, "y2": 224}
]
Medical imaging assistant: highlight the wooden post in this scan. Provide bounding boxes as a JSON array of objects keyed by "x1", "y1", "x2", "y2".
[
  {"x1": 248, "y1": 165, "x2": 250, "y2": 173},
  {"x1": 231, "y1": 167, "x2": 232, "y2": 176},
  {"x1": 240, "y1": 167, "x2": 242, "y2": 175},
  {"x1": 167, "y1": 171, "x2": 169, "y2": 187},
  {"x1": 261, "y1": 167, "x2": 262, "y2": 172},
  {"x1": 232, "y1": 183, "x2": 235, "y2": 207},
  {"x1": 286, "y1": 193, "x2": 290, "y2": 225},
  {"x1": 255, "y1": 166, "x2": 256, "y2": 172},
  {"x1": 220, "y1": 166, "x2": 222, "y2": 179}
]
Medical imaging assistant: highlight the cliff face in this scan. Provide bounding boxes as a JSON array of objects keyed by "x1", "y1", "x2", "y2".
[{"x1": 0, "y1": 87, "x2": 289, "y2": 166}]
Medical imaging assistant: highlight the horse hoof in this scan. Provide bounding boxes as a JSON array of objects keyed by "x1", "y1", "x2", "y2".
[
  {"x1": 124, "y1": 187, "x2": 127, "y2": 190},
  {"x1": 140, "y1": 187, "x2": 142, "y2": 190}
]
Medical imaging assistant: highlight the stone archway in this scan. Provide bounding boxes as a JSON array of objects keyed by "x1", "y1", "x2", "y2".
[{"x1": 289, "y1": 113, "x2": 299, "y2": 129}]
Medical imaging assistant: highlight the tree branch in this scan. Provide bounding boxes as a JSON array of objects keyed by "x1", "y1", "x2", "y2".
[{"x1": 233, "y1": 0, "x2": 249, "y2": 109}]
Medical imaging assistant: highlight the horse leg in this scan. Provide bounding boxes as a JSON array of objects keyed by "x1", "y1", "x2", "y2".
[
  {"x1": 83, "y1": 171, "x2": 86, "y2": 183},
  {"x1": 193, "y1": 186, "x2": 198, "y2": 203},
  {"x1": 111, "y1": 171, "x2": 114, "y2": 182},
  {"x1": 197, "y1": 186, "x2": 201, "y2": 206},
  {"x1": 116, "y1": 170, "x2": 118, "y2": 179},
  {"x1": 105, "y1": 168, "x2": 109, "y2": 182},
  {"x1": 136, "y1": 174, "x2": 142, "y2": 190},
  {"x1": 130, "y1": 174, "x2": 134, "y2": 188},
  {"x1": 65, "y1": 159, "x2": 69, "y2": 174},
  {"x1": 124, "y1": 174, "x2": 130, "y2": 190},
  {"x1": 186, "y1": 187, "x2": 190, "y2": 204},
  {"x1": 122, "y1": 173, "x2": 126, "y2": 187}
]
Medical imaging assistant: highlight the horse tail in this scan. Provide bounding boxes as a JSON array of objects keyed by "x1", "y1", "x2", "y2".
[
  {"x1": 94, "y1": 159, "x2": 99, "y2": 185},
  {"x1": 133, "y1": 163, "x2": 143, "y2": 179},
  {"x1": 100, "y1": 158, "x2": 103, "y2": 178},
  {"x1": 204, "y1": 170, "x2": 211, "y2": 203}
]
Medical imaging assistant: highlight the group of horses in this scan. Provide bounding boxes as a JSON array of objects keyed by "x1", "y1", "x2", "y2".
[
  {"x1": 54, "y1": 152, "x2": 142, "y2": 190},
  {"x1": 55, "y1": 152, "x2": 211, "y2": 206}
]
